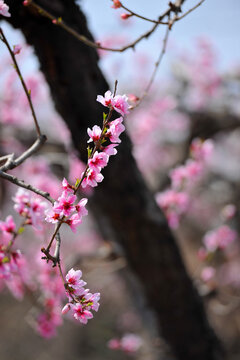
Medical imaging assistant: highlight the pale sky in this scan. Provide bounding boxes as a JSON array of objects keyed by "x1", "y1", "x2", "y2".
[
  {"x1": 80, "y1": 0, "x2": 240, "y2": 71},
  {"x1": 1, "y1": 0, "x2": 239, "y2": 91}
]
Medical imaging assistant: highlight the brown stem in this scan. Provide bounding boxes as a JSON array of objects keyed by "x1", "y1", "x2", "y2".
[{"x1": 0, "y1": 27, "x2": 42, "y2": 137}]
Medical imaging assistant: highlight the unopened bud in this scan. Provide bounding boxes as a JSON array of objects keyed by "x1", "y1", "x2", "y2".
[{"x1": 121, "y1": 13, "x2": 131, "y2": 20}]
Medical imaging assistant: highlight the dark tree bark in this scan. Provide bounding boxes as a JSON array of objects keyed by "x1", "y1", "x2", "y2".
[{"x1": 3, "y1": 1, "x2": 224, "y2": 359}]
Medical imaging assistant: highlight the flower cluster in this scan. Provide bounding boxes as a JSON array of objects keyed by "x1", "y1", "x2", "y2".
[
  {"x1": 156, "y1": 138, "x2": 214, "y2": 228},
  {"x1": 13, "y1": 189, "x2": 47, "y2": 230},
  {"x1": 82, "y1": 91, "x2": 128, "y2": 188},
  {"x1": 155, "y1": 190, "x2": 189, "y2": 229},
  {"x1": 36, "y1": 297, "x2": 63, "y2": 339},
  {"x1": 45, "y1": 178, "x2": 88, "y2": 232},
  {"x1": 46, "y1": 91, "x2": 128, "y2": 228},
  {"x1": 0, "y1": 246, "x2": 21, "y2": 281},
  {"x1": 203, "y1": 225, "x2": 237, "y2": 253},
  {"x1": 0, "y1": 215, "x2": 17, "y2": 279},
  {"x1": 97, "y1": 90, "x2": 129, "y2": 117},
  {"x1": 61, "y1": 268, "x2": 100, "y2": 325}
]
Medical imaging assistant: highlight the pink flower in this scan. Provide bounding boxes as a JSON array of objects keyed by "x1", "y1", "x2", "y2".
[
  {"x1": 66, "y1": 268, "x2": 86, "y2": 289},
  {"x1": 62, "y1": 178, "x2": 74, "y2": 195},
  {"x1": 65, "y1": 213, "x2": 82, "y2": 233},
  {"x1": 13, "y1": 45, "x2": 22, "y2": 55},
  {"x1": 87, "y1": 125, "x2": 102, "y2": 143},
  {"x1": 13, "y1": 189, "x2": 46, "y2": 230},
  {"x1": 45, "y1": 208, "x2": 61, "y2": 224},
  {"x1": 84, "y1": 292, "x2": 100, "y2": 312},
  {"x1": 53, "y1": 194, "x2": 76, "y2": 217},
  {"x1": 113, "y1": 94, "x2": 129, "y2": 116},
  {"x1": 13, "y1": 189, "x2": 31, "y2": 216},
  {"x1": 0, "y1": 1, "x2": 11, "y2": 17},
  {"x1": 96, "y1": 90, "x2": 114, "y2": 108},
  {"x1": 36, "y1": 308, "x2": 62, "y2": 339},
  {"x1": 75, "y1": 198, "x2": 88, "y2": 217},
  {"x1": 107, "y1": 117, "x2": 125, "y2": 143},
  {"x1": 155, "y1": 190, "x2": 189, "y2": 229},
  {"x1": 81, "y1": 168, "x2": 104, "y2": 188},
  {"x1": 170, "y1": 160, "x2": 203, "y2": 189},
  {"x1": 88, "y1": 151, "x2": 109, "y2": 172},
  {"x1": 73, "y1": 303, "x2": 93, "y2": 324},
  {"x1": 102, "y1": 143, "x2": 118, "y2": 156},
  {"x1": 97, "y1": 91, "x2": 129, "y2": 116},
  {"x1": 0, "y1": 215, "x2": 16, "y2": 234}
]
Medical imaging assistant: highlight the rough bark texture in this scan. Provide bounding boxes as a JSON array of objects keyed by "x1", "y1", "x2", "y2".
[{"x1": 3, "y1": 1, "x2": 224, "y2": 359}]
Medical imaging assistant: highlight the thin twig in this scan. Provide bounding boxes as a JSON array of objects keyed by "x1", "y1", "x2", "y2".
[
  {"x1": 44, "y1": 81, "x2": 118, "y2": 255},
  {"x1": 130, "y1": 0, "x2": 206, "y2": 109},
  {"x1": 142, "y1": 24, "x2": 170, "y2": 103},
  {"x1": 28, "y1": 0, "x2": 159, "y2": 53},
  {"x1": 0, "y1": 170, "x2": 54, "y2": 203},
  {"x1": 0, "y1": 27, "x2": 42, "y2": 137},
  {"x1": 176, "y1": 0, "x2": 206, "y2": 21},
  {"x1": 131, "y1": 20, "x2": 170, "y2": 109},
  {"x1": 118, "y1": 1, "x2": 168, "y2": 25}
]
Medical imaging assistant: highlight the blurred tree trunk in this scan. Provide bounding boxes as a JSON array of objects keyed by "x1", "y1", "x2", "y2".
[{"x1": 4, "y1": 1, "x2": 224, "y2": 359}]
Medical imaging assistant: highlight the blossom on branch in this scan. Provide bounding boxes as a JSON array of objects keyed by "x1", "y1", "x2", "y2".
[
  {"x1": 62, "y1": 268, "x2": 100, "y2": 325},
  {"x1": 112, "y1": 0, "x2": 122, "y2": 9},
  {"x1": 97, "y1": 91, "x2": 129, "y2": 116}
]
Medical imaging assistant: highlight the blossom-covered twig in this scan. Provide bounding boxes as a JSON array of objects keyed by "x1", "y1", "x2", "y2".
[{"x1": 43, "y1": 82, "x2": 129, "y2": 258}]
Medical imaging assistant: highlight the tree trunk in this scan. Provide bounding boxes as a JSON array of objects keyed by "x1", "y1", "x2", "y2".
[{"x1": 4, "y1": 1, "x2": 224, "y2": 359}]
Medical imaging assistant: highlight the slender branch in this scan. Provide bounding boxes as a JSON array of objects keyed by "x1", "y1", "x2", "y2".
[
  {"x1": 114, "y1": 0, "x2": 206, "y2": 25},
  {"x1": 27, "y1": 0, "x2": 159, "y2": 53},
  {"x1": 43, "y1": 81, "x2": 118, "y2": 255},
  {"x1": 176, "y1": 0, "x2": 206, "y2": 21},
  {"x1": 0, "y1": 135, "x2": 47, "y2": 172},
  {"x1": 129, "y1": 0, "x2": 206, "y2": 109},
  {"x1": 0, "y1": 170, "x2": 54, "y2": 203},
  {"x1": 118, "y1": 1, "x2": 168, "y2": 25},
  {"x1": 45, "y1": 222, "x2": 62, "y2": 253},
  {"x1": 135, "y1": 21, "x2": 170, "y2": 108},
  {"x1": 0, "y1": 154, "x2": 14, "y2": 166},
  {"x1": 0, "y1": 27, "x2": 42, "y2": 137}
]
